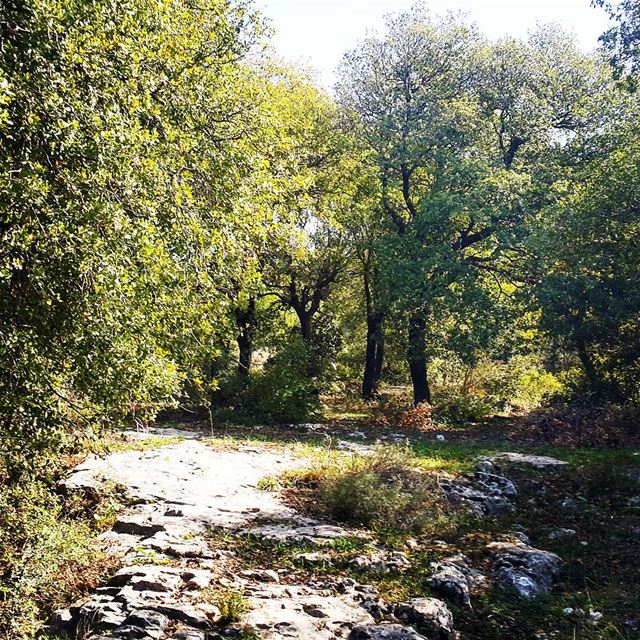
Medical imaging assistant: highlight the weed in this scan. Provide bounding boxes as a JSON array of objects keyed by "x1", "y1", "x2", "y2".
[{"x1": 209, "y1": 588, "x2": 251, "y2": 623}]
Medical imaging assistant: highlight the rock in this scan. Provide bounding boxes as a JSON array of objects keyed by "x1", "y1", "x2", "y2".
[
  {"x1": 488, "y1": 542, "x2": 562, "y2": 599},
  {"x1": 474, "y1": 472, "x2": 517, "y2": 499},
  {"x1": 427, "y1": 555, "x2": 487, "y2": 608},
  {"x1": 121, "y1": 610, "x2": 169, "y2": 638},
  {"x1": 295, "y1": 551, "x2": 333, "y2": 564},
  {"x1": 350, "y1": 625, "x2": 428, "y2": 640},
  {"x1": 548, "y1": 528, "x2": 577, "y2": 541},
  {"x1": 243, "y1": 583, "x2": 374, "y2": 640},
  {"x1": 352, "y1": 551, "x2": 411, "y2": 573},
  {"x1": 442, "y1": 480, "x2": 515, "y2": 517},
  {"x1": 114, "y1": 516, "x2": 166, "y2": 537},
  {"x1": 436, "y1": 435, "x2": 446, "y2": 442},
  {"x1": 511, "y1": 531, "x2": 530, "y2": 545},
  {"x1": 154, "y1": 603, "x2": 211, "y2": 628},
  {"x1": 395, "y1": 598, "x2": 457, "y2": 640},
  {"x1": 241, "y1": 569, "x2": 280, "y2": 583},
  {"x1": 171, "y1": 631, "x2": 206, "y2": 640},
  {"x1": 488, "y1": 452, "x2": 568, "y2": 468},
  {"x1": 337, "y1": 441, "x2": 376, "y2": 454},
  {"x1": 474, "y1": 460, "x2": 496, "y2": 474}
]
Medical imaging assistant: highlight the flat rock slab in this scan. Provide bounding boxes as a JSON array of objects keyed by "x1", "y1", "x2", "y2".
[
  {"x1": 56, "y1": 439, "x2": 365, "y2": 640},
  {"x1": 484, "y1": 452, "x2": 568, "y2": 468},
  {"x1": 242, "y1": 583, "x2": 375, "y2": 639}
]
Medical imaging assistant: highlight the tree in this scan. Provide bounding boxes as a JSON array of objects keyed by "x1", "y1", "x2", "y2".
[
  {"x1": 531, "y1": 123, "x2": 640, "y2": 402},
  {"x1": 338, "y1": 5, "x2": 611, "y2": 405},
  {"x1": 594, "y1": 0, "x2": 640, "y2": 87},
  {"x1": 0, "y1": 0, "x2": 263, "y2": 475}
]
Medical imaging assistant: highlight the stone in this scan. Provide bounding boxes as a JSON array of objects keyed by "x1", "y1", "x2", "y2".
[
  {"x1": 242, "y1": 584, "x2": 374, "y2": 640},
  {"x1": 350, "y1": 624, "x2": 428, "y2": 639},
  {"x1": 488, "y1": 542, "x2": 562, "y2": 599},
  {"x1": 241, "y1": 569, "x2": 280, "y2": 583},
  {"x1": 487, "y1": 452, "x2": 568, "y2": 468},
  {"x1": 442, "y1": 480, "x2": 514, "y2": 517},
  {"x1": 548, "y1": 528, "x2": 577, "y2": 541},
  {"x1": 395, "y1": 598, "x2": 457, "y2": 640},
  {"x1": 474, "y1": 472, "x2": 517, "y2": 499},
  {"x1": 295, "y1": 551, "x2": 333, "y2": 564},
  {"x1": 474, "y1": 460, "x2": 496, "y2": 474},
  {"x1": 114, "y1": 516, "x2": 166, "y2": 537},
  {"x1": 154, "y1": 603, "x2": 211, "y2": 628},
  {"x1": 171, "y1": 631, "x2": 206, "y2": 640},
  {"x1": 427, "y1": 555, "x2": 487, "y2": 608},
  {"x1": 352, "y1": 551, "x2": 411, "y2": 573},
  {"x1": 120, "y1": 610, "x2": 169, "y2": 638}
]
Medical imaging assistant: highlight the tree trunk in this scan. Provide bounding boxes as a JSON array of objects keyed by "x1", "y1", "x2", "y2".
[
  {"x1": 576, "y1": 338, "x2": 599, "y2": 392},
  {"x1": 235, "y1": 297, "x2": 256, "y2": 377},
  {"x1": 295, "y1": 308, "x2": 313, "y2": 345},
  {"x1": 373, "y1": 319, "x2": 385, "y2": 386},
  {"x1": 362, "y1": 311, "x2": 384, "y2": 399},
  {"x1": 407, "y1": 313, "x2": 431, "y2": 406}
]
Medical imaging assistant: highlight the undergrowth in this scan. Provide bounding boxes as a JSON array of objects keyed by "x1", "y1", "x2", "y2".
[{"x1": 0, "y1": 462, "x2": 123, "y2": 639}]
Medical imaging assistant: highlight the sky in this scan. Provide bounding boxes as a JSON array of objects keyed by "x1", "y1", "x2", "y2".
[{"x1": 257, "y1": 0, "x2": 611, "y2": 88}]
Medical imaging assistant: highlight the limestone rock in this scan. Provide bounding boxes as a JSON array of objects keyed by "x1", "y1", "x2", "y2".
[
  {"x1": 350, "y1": 624, "x2": 428, "y2": 639},
  {"x1": 395, "y1": 598, "x2": 457, "y2": 640},
  {"x1": 427, "y1": 554, "x2": 487, "y2": 608},
  {"x1": 483, "y1": 452, "x2": 568, "y2": 468},
  {"x1": 488, "y1": 542, "x2": 562, "y2": 599},
  {"x1": 352, "y1": 551, "x2": 411, "y2": 573}
]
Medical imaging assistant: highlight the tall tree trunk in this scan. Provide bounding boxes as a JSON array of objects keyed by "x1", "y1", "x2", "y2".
[
  {"x1": 407, "y1": 313, "x2": 431, "y2": 406},
  {"x1": 235, "y1": 297, "x2": 256, "y2": 378},
  {"x1": 362, "y1": 311, "x2": 384, "y2": 399},
  {"x1": 373, "y1": 317, "x2": 385, "y2": 386},
  {"x1": 362, "y1": 265, "x2": 385, "y2": 399},
  {"x1": 295, "y1": 308, "x2": 313, "y2": 345},
  {"x1": 576, "y1": 338, "x2": 599, "y2": 392}
]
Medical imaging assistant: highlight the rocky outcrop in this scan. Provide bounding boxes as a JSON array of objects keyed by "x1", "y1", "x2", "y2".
[
  {"x1": 488, "y1": 542, "x2": 562, "y2": 599},
  {"x1": 395, "y1": 598, "x2": 457, "y2": 640},
  {"x1": 480, "y1": 452, "x2": 568, "y2": 468},
  {"x1": 427, "y1": 554, "x2": 488, "y2": 608},
  {"x1": 442, "y1": 464, "x2": 517, "y2": 517},
  {"x1": 350, "y1": 624, "x2": 429, "y2": 640}
]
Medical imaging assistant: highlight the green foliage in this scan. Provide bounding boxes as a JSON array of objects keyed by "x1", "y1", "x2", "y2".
[
  {"x1": 314, "y1": 446, "x2": 451, "y2": 534},
  {"x1": 245, "y1": 335, "x2": 321, "y2": 424},
  {"x1": 210, "y1": 588, "x2": 251, "y2": 623},
  {"x1": 0, "y1": 480, "x2": 110, "y2": 639},
  {"x1": 531, "y1": 127, "x2": 640, "y2": 402},
  {"x1": 0, "y1": 0, "x2": 264, "y2": 476},
  {"x1": 595, "y1": 0, "x2": 640, "y2": 88},
  {"x1": 429, "y1": 354, "x2": 563, "y2": 421}
]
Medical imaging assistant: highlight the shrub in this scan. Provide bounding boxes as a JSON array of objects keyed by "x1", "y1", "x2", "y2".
[
  {"x1": 0, "y1": 480, "x2": 113, "y2": 639},
  {"x1": 244, "y1": 335, "x2": 320, "y2": 424},
  {"x1": 313, "y1": 447, "x2": 448, "y2": 534},
  {"x1": 211, "y1": 588, "x2": 251, "y2": 623}
]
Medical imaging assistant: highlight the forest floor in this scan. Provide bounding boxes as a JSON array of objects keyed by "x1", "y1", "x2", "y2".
[{"x1": 42, "y1": 416, "x2": 640, "y2": 640}]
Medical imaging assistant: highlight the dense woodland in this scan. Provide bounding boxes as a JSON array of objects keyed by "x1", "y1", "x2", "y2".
[
  {"x1": 1, "y1": 0, "x2": 640, "y2": 637},
  {"x1": 1, "y1": 0, "x2": 639, "y2": 472}
]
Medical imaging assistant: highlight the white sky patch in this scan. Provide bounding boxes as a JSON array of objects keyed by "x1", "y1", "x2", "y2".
[{"x1": 258, "y1": 0, "x2": 611, "y2": 88}]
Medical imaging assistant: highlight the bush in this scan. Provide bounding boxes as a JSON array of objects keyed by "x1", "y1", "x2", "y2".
[
  {"x1": 0, "y1": 480, "x2": 114, "y2": 639},
  {"x1": 244, "y1": 335, "x2": 320, "y2": 424},
  {"x1": 312, "y1": 447, "x2": 449, "y2": 534}
]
